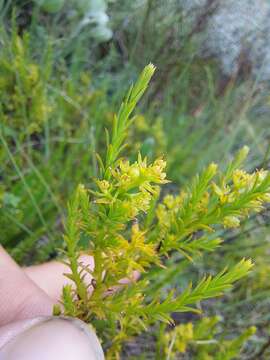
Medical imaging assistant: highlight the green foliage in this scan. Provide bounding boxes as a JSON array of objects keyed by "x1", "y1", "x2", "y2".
[
  {"x1": 58, "y1": 65, "x2": 270, "y2": 358},
  {"x1": 0, "y1": 25, "x2": 110, "y2": 260},
  {"x1": 160, "y1": 316, "x2": 256, "y2": 359},
  {"x1": 34, "y1": 0, "x2": 65, "y2": 13},
  {"x1": 0, "y1": 186, "x2": 22, "y2": 241},
  {"x1": 0, "y1": 29, "x2": 52, "y2": 137},
  {"x1": 154, "y1": 146, "x2": 270, "y2": 259}
]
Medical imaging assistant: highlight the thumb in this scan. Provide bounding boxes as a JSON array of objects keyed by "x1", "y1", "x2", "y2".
[{"x1": 0, "y1": 316, "x2": 104, "y2": 360}]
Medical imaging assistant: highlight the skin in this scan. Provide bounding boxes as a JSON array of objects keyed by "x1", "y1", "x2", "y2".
[
  {"x1": 0, "y1": 247, "x2": 96, "y2": 326},
  {"x1": 0, "y1": 246, "x2": 101, "y2": 358},
  {"x1": 0, "y1": 246, "x2": 139, "y2": 358}
]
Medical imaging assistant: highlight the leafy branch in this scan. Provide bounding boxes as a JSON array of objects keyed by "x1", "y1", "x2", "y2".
[
  {"x1": 104, "y1": 64, "x2": 155, "y2": 178},
  {"x1": 143, "y1": 258, "x2": 253, "y2": 322},
  {"x1": 58, "y1": 65, "x2": 270, "y2": 358}
]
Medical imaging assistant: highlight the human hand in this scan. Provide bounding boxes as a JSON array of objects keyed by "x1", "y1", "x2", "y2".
[{"x1": 0, "y1": 246, "x2": 104, "y2": 359}]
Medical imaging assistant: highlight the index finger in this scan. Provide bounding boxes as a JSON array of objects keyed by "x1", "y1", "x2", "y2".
[{"x1": 0, "y1": 246, "x2": 54, "y2": 326}]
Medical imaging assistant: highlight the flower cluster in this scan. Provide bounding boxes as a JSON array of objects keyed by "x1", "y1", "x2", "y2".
[
  {"x1": 213, "y1": 169, "x2": 269, "y2": 206},
  {"x1": 94, "y1": 155, "x2": 167, "y2": 223},
  {"x1": 154, "y1": 148, "x2": 270, "y2": 257},
  {"x1": 213, "y1": 167, "x2": 270, "y2": 228},
  {"x1": 111, "y1": 155, "x2": 167, "y2": 192}
]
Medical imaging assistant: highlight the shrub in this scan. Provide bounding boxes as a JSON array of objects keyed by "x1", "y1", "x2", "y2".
[
  {"x1": 0, "y1": 30, "x2": 52, "y2": 137},
  {"x1": 54, "y1": 65, "x2": 270, "y2": 358}
]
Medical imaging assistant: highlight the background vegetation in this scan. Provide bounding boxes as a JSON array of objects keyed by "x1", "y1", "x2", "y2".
[{"x1": 1, "y1": 1, "x2": 270, "y2": 358}]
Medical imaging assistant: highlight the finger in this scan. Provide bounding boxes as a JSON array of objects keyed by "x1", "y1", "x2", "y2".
[
  {"x1": 0, "y1": 246, "x2": 54, "y2": 326},
  {"x1": 25, "y1": 256, "x2": 140, "y2": 301},
  {"x1": 24, "y1": 255, "x2": 95, "y2": 301},
  {"x1": 0, "y1": 316, "x2": 104, "y2": 359},
  {"x1": 0, "y1": 317, "x2": 44, "y2": 349}
]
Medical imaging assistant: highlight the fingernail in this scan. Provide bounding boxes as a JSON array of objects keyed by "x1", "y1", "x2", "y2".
[{"x1": 0, "y1": 316, "x2": 104, "y2": 360}]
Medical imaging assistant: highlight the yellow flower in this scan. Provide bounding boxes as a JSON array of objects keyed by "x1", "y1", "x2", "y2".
[
  {"x1": 156, "y1": 204, "x2": 171, "y2": 227},
  {"x1": 212, "y1": 183, "x2": 233, "y2": 204},
  {"x1": 151, "y1": 158, "x2": 167, "y2": 182},
  {"x1": 208, "y1": 162, "x2": 218, "y2": 177},
  {"x1": 96, "y1": 180, "x2": 110, "y2": 193},
  {"x1": 173, "y1": 323, "x2": 194, "y2": 353},
  {"x1": 232, "y1": 169, "x2": 251, "y2": 189},
  {"x1": 249, "y1": 200, "x2": 264, "y2": 213},
  {"x1": 128, "y1": 166, "x2": 140, "y2": 179},
  {"x1": 163, "y1": 194, "x2": 175, "y2": 209},
  {"x1": 223, "y1": 216, "x2": 240, "y2": 228},
  {"x1": 260, "y1": 193, "x2": 270, "y2": 202}
]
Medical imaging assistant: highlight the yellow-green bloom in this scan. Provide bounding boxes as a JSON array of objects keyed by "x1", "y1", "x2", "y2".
[{"x1": 223, "y1": 216, "x2": 240, "y2": 228}]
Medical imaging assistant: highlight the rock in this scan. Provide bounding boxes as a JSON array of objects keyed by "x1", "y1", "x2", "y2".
[{"x1": 180, "y1": 0, "x2": 270, "y2": 80}]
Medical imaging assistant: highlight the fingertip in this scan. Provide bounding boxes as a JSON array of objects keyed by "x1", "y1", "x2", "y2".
[{"x1": 0, "y1": 316, "x2": 104, "y2": 360}]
